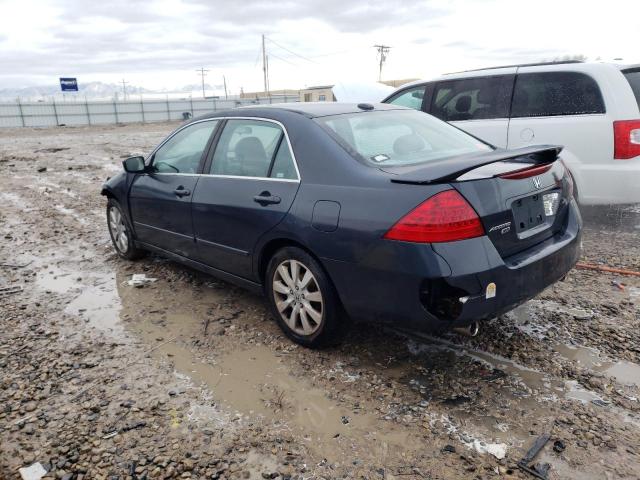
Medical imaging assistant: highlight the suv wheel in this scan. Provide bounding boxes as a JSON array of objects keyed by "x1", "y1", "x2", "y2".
[
  {"x1": 106, "y1": 198, "x2": 146, "y2": 260},
  {"x1": 265, "y1": 246, "x2": 343, "y2": 347}
]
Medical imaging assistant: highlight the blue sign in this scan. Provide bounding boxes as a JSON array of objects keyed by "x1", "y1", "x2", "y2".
[{"x1": 60, "y1": 78, "x2": 78, "y2": 92}]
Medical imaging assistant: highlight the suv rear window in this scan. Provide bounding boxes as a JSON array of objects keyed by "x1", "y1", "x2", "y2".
[
  {"x1": 622, "y1": 68, "x2": 640, "y2": 110},
  {"x1": 511, "y1": 72, "x2": 605, "y2": 117},
  {"x1": 315, "y1": 110, "x2": 492, "y2": 168},
  {"x1": 430, "y1": 75, "x2": 513, "y2": 121}
]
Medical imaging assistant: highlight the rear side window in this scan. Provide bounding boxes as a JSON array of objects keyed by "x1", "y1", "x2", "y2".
[
  {"x1": 210, "y1": 119, "x2": 297, "y2": 179},
  {"x1": 511, "y1": 72, "x2": 605, "y2": 118},
  {"x1": 386, "y1": 85, "x2": 426, "y2": 110},
  {"x1": 430, "y1": 75, "x2": 513, "y2": 121},
  {"x1": 622, "y1": 68, "x2": 640, "y2": 110}
]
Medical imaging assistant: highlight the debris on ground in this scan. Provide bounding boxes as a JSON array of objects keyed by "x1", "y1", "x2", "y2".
[
  {"x1": 18, "y1": 462, "x2": 47, "y2": 480},
  {"x1": 553, "y1": 440, "x2": 566, "y2": 453},
  {"x1": 126, "y1": 273, "x2": 157, "y2": 287},
  {"x1": 518, "y1": 433, "x2": 551, "y2": 479},
  {"x1": 575, "y1": 262, "x2": 640, "y2": 277}
]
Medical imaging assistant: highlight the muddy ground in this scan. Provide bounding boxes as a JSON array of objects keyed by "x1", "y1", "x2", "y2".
[{"x1": 1, "y1": 122, "x2": 639, "y2": 480}]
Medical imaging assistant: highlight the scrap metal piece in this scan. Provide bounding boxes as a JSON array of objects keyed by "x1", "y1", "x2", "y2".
[{"x1": 517, "y1": 433, "x2": 551, "y2": 480}]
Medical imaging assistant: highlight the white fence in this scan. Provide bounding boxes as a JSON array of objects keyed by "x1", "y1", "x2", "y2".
[{"x1": 0, "y1": 95, "x2": 300, "y2": 128}]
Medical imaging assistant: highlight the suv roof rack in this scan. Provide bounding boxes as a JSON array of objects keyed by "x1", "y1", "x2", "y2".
[{"x1": 444, "y1": 60, "x2": 584, "y2": 75}]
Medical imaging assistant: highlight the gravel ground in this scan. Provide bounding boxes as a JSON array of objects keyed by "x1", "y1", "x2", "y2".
[{"x1": 1, "y1": 122, "x2": 639, "y2": 480}]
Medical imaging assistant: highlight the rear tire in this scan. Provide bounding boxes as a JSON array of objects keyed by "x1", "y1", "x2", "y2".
[
  {"x1": 265, "y1": 246, "x2": 343, "y2": 348},
  {"x1": 106, "y1": 198, "x2": 146, "y2": 260}
]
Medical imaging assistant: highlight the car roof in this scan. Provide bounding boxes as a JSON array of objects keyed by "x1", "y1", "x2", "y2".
[
  {"x1": 196, "y1": 102, "x2": 408, "y2": 121},
  {"x1": 389, "y1": 61, "x2": 640, "y2": 92}
]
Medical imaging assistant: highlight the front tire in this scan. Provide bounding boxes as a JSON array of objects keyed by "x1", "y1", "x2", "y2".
[
  {"x1": 265, "y1": 247, "x2": 343, "y2": 348},
  {"x1": 106, "y1": 198, "x2": 146, "y2": 260}
]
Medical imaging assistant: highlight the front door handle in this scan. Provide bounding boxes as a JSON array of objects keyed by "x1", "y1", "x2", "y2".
[
  {"x1": 174, "y1": 186, "x2": 191, "y2": 197},
  {"x1": 253, "y1": 191, "x2": 281, "y2": 206}
]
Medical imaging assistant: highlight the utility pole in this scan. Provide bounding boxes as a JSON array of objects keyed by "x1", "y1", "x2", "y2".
[
  {"x1": 262, "y1": 34, "x2": 269, "y2": 96},
  {"x1": 121, "y1": 78, "x2": 129, "y2": 100},
  {"x1": 223, "y1": 75, "x2": 228, "y2": 100},
  {"x1": 266, "y1": 55, "x2": 270, "y2": 95},
  {"x1": 374, "y1": 45, "x2": 391, "y2": 81},
  {"x1": 196, "y1": 67, "x2": 209, "y2": 98}
]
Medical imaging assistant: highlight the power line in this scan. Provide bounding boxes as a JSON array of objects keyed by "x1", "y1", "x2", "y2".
[
  {"x1": 374, "y1": 44, "x2": 391, "y2": 81},
  {"x1": 267, "y1": 52, "x2": 299, "y2": 67},
  {"x1": 196, "y1": 67, "x2": 209, "y2": 98},
  {"x1": 265, "y1": 36, "x2": 318, "y2": 64}
]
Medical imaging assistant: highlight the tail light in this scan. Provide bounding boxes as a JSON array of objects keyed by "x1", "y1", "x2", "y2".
[
  {"x1": 498, "y1": 162, "x2": 553, "y2": 179},
  {"x1": 613, "y1": 120, "x2": 640, "y2": 159},
  {"x1": 383, "y1": 190, "x2": 484, "y2": 243}
]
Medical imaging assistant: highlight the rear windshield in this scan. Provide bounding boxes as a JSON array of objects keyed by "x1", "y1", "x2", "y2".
[
  {"x1": 315, "y1": 109, "x2": 492, "y2": 167},
  {"x1": 622, "y1": 68, "x2": 640, "y2": 110}
]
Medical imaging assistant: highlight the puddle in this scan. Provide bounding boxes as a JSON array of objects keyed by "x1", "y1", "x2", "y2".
[
  {"x1": 0, "y1": 191, "x2": 31, "y2": 210},
  {"x1": 54, "y1": 205, "x2": 88, "y2": 224},
  {"x1": 513, "y1": 302, "x2": 640, "y2": 387},
  {"x1": 553, "y1": 343, "x2": 640, "y2": 387},
  {"x1": 36, "y1": 265, "x2": 84, "y2": 293},
  {"x1": 64, "y1": 274, "x2": 123, "y2": 336}
]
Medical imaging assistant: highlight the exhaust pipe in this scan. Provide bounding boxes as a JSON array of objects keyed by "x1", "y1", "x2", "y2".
[{"x1": 453, "y1": 321, "x2": 480, "y2": 337}]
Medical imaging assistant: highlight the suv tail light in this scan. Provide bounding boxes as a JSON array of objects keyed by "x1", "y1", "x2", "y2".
[
  {"x1": 383, "y1": 190, "x2": 484, "y2": 243},
  {"x1": 613, "y1": 120, "x2": 640, "y2": 159}
]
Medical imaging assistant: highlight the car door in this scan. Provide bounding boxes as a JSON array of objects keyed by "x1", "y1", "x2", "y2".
[
  {"x1": 192, "y1": 118, "x2": 300, "y2": 279},
  {"x1": 428, "y1": 72, "x2": 515, "y2": 147},
  {"x1": 129, "y1": 120, "x2": 219, "y2": 257}
]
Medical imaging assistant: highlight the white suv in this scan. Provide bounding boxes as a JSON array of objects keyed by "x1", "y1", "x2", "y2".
[{"x1": 383, "y1": 61, "x2": 640, "y2": 205}]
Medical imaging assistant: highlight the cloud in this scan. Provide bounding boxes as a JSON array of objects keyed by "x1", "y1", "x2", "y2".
[{"x1": 0, "y1": 0, "x2": 639, "y2": 91}]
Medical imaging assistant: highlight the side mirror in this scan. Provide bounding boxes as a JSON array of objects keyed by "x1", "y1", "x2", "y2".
[{"x1": 122, "y1": 156, "x2": 146, "y2": 173}]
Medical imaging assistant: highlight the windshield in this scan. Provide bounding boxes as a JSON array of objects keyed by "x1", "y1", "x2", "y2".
[{"x1": 315, "y1": 109, "x2": 492, "y2": 167}]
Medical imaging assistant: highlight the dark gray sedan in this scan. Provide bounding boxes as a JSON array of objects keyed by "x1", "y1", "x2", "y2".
[{"x1": 101, "y1": 103, "x2": 581, "y2": 347}]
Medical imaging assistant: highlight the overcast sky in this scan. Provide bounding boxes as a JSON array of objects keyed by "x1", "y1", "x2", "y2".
[{"x1": 1, "y1": 0, "x2": 639, "y2": 94}]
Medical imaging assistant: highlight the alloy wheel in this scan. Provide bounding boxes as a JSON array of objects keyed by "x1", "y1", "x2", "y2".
[
  {"x1": 272, "y1": 259, "x2": 323, "y2": 336},
  {"x1": 108, "y1": 206, "x2": 129, "y2": 254}
]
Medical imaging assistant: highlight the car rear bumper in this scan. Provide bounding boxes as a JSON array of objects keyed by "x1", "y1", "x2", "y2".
[
  {"x1": 322, "y1": 199, "x2": 582, "y2": 332},
  {"x1": 577, "y1": 161, "x2": 640, "y2": 205}
]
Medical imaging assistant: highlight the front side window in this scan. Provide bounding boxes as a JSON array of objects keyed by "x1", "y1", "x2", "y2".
[
  {"x1": 319, "y1": 94, "x2": 326, "y2": 101},
  {"x1": 152, "y1": 120, "x2": 218, "y2": 173},
  {"x1": 210, "y1": 119, "x2": 297, "y2": 179},
  {"x1": 511, "y1": 72, "x2": 605, "y2": 118},
  {"x1": 431, "y1": 76, "x2": 513, "y2": 121},
  {"x1": 386, "y1": 85, "x2": 426, "y2": 110},
  {"x1": 316, "y1": 110, "x2": 492, "y2": 168}
]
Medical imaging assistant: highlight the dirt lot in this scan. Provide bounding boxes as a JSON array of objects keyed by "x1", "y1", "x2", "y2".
[{"x1": 1, "y1": 123, "x2": 639, "y2": 480}]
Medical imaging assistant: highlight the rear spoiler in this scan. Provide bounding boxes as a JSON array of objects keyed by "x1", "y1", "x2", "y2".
[{"x1": 385, "y1": 145, "x2": 562, "y2": 185}]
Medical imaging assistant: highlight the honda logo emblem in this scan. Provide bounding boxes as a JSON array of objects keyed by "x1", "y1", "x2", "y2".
[{"x1": 531, "y1": 176, "x2": 542, "y2": 189}]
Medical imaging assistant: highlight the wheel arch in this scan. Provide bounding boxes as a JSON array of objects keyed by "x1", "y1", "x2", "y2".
[{"x1": 257, "y1": 237, "x2": 319, "y2": 286}]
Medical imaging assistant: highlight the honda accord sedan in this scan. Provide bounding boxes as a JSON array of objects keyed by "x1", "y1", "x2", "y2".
[{"x1": 101, "y1": 103, "x2": 582, "y2": 347}]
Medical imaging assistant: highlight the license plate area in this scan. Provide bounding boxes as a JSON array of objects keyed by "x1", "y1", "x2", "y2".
[{"x1": 512, "y1": 193, "x2": 546, "y2": 234}]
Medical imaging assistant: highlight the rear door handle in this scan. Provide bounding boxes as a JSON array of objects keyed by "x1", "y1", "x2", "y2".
[
  {"x1": 174, "y1": 186, "x2": 191, "y2": 197},
  {"x1": 253, "y1": 191, "x2": 281, "y2": 205}
]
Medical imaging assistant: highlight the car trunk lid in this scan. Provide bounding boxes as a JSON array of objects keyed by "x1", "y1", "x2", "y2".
[{"x1": 381, "y1": 146, "x2": 574, "y2": 258}]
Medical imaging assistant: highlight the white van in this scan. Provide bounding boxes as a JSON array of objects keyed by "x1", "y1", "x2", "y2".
[{"x1": 383, "y1": 61, "x2": 640, "y2": 205}]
